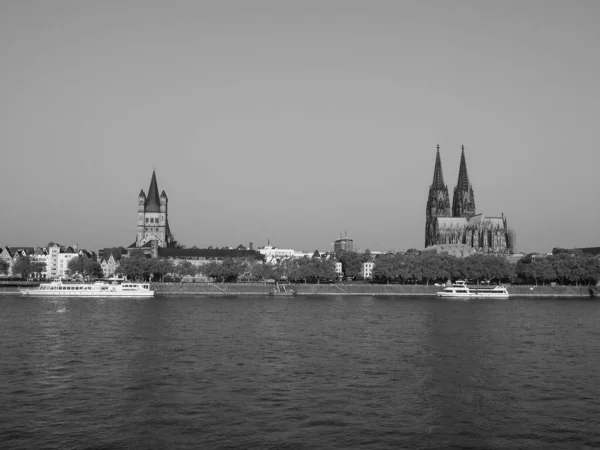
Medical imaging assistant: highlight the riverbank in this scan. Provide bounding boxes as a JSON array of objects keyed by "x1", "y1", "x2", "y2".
[
  {"x1": 2, "y1": 283, "x2": 592, "y2": 297},
  {"x1": 152, "y1": 283, "x2": 594, "y2": 297}
]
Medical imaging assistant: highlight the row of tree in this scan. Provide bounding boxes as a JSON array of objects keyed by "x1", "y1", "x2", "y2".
[
  {"x1": 371, "y1": 252, "x2": 516, "y2": 284},
  {"x1": 3, "y1": 249, "x2": 599, "y2": 286},
  {"x1": 0, "y1": 256, "x2": 47, "y2": 279},
  {"x1": 115, "y1": 250, "x2": 339, "y2": 283},
  {"x1": 516, "y1": 252, "x2": 600, "y2": 285}
]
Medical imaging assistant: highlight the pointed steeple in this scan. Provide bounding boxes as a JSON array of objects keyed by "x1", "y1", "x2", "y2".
[
  {"x1": 425, "y1": 145, "x2": 451, "y2": 247},
  {"x1": 145, "y1": 170, "x2": 161, "y2": 212},
  {"x1": 456, "y1": 145, "x2": 470, "y2": 192},
  {"x1": 452, "y1": 145, "x2": 476, "y2": 218},
  {"x1": 431, "y1": 144, "x2": 446, "y2": 189}
]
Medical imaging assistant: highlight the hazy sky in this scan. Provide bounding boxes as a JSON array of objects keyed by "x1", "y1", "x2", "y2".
[{"x1": 1, "y1": 1, "x2": 599, "y2": 254}]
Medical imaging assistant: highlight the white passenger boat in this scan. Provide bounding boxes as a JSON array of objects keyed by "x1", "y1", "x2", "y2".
[
  {"x1": 19, "y1": 279, "x2": 154, "y2": 297},
  {"x1": 436, "y1": 280, "x2": 509, "y2": 299}
]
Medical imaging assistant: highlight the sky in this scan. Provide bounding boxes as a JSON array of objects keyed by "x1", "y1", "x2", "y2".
[{"x1": 1, "y1": 1, "x2": 599, "y2": 254}]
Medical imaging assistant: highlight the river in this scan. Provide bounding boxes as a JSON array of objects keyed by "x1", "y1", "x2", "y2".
[{"x1": 1, "y1": 294, "x2": 599, "y2": 449}]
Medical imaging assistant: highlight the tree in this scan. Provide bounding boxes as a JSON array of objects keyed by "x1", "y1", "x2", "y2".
[
  {"x1": 12, "y1": 255, "x2": 32, "y2": 278},
  {"x1": 67, "y1": 256, "x2": 103, "y2": 280},
  {"x1": 420, "y1": 253, "x2": 449, "y2": 284},
  {"x1": 551, "y1": 253, "x2": 575, "y2": 285},
  {"x1": 219, "y1": 258, "x2": 247, "y2": 282},
  {"x1": 250, "y1": 263, "x2": 279, "y2": 281},
  {"x1": 116, "y1": 250, "x2": 153, "y2": 281},
  {"x1": 30, "y1": 261, "x2": 47, "y2": 279},
  {"x1": 176, "y1": 260, "x2": 197, "y2": 278},
  {"x1": 337, "y1": 251, "x2": 366, "y2": 280},
  {"x1": 150, "y1": 258, "x2": 175, "y2": 282},
  {"x1": 372, "y1": 253, "x2": 401, "y2": 283},
  {"x1": 0, "y1": 259, "x2": 9, "y2": 276}
]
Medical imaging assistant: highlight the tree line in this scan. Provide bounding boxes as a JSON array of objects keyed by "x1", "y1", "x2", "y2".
[
  {"x1": 115, "y1": 250, "x2": 338, "y2": 283},
  {"x1": 370, "y1": 252, "x2": 515, "y2": 284},
  {"x1": 516, "y1": 252, "x2": 600, "y2": 286},
  {"x1": 3, "y1": 248, "x2": 599, "y2": 286}
]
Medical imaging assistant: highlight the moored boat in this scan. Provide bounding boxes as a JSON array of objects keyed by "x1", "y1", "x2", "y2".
[
  {"x1": 268, "y1": 283, "x2": 297, "y2": 297},
  {"x1": 19, "y1": 279, "x2": 154, "y2": 297},
  {"x1": 436, "y1": 280, "x2": 509, "y2": 299}
]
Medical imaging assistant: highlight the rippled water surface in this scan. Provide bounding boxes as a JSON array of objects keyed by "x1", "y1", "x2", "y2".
[{"x1": 1, "y1": 294, "x2": 599, "y2": 449}]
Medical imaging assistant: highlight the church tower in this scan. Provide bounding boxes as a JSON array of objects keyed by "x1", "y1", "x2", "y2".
[
  {"x1": 135, "y1": 171, "x2": 173, "y2": 248},
  {"x1": 452, "y1": 145, "x2": 476, "y2": 218},
  {"x1": 425, "y1": 145, "x2": 451, "y2": 247}
]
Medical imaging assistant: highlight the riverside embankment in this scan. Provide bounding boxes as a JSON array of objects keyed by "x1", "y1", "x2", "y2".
[
  {"x1": 1, "y1": 283, "x2": 592, "y2": 297},
  {"x1": 152, "y1": 283, "x2": 594, "y2": 297}
]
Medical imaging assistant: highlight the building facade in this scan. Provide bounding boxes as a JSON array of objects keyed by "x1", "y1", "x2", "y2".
[
  {"x1": 334, "y1": 235, "x2": 354, "y2": 253},
  {"x1": 425, "y1": 146, "x2": 512, "y2": 254},
  {"x1": 135, "y1": 171, "x2": 173, "y2": 248}
]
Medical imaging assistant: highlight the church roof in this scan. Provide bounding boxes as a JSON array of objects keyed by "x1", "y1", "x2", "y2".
[
  {"x1": 431, "y1": 145, "x2": 447, "y2": 190},
  {"x1": 158, "y1": 248, "x2": 263, "y2": 260},
  {"x1": 437, "y1": 217, "x2": 468, "y2": 228},
  {"x1": 145, "y1": 171, "x2": 161, "y2": 212},
  {"x1": 577, "y1": 247, "x2": 600, "y2": 256},
  {"x1": 467, "y1": 214, "x2": 484, "y2": 225},
  {"x1": 486, "y1": 217, "x2": 505, "y2": 228}
]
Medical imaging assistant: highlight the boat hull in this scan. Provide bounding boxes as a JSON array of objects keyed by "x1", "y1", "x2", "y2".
[
  {"x1": 19, "y1": 280, "x2": 154, "y2": 297},
  {"x1": 19, "y1": 290, "x2": 154, "y2": 297},
  {"x1": 436, "y1": 292, "x2": 509, "y2": 299},
  {"x1": 436, "y1": 281, "x2": 509, "y2": 299},
  {"x1": 268, "y1": 292, "x2": 297, "y2": 297}
]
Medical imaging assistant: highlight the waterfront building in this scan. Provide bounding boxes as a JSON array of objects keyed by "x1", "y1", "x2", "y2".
[
  {"x1": 0, "y1": 247, "x2": 15, "y2": 276},
  {"x1": 31, "y1": 247, "x2": 49, "y2": 279},
  {"x1": 158, "y1": 247, "x2": 263, "y2": 272},
  {"x1": 425, "y1": 146, "x2": 511, "y2": 254},
  {"x1": 362, "y1": 261, "x2": 375, "y2": 279},
  {"x1": 258, "y1": 244, "x2": 313, "y2": 264},
  {"x1": 0, "y1": 247, "x2": 35, "y2": 276},
  {"x1": 335, "y1": 262, "x2": 343, "y2": 278},
  {"x1": 45, "y1": 244, "x2": 93, "y2": 279},
  {"x1": 334, "y1": 234, "x2": 354, "y2": 253},
  {"x1": 55, "y1": 246, "x2": 79, "y2": 279},
  {"x1": 1, "y1": 244, "x2": 90, "y2": 279},
  {"x1": 99, "y1": 247, "x2": 127, "y2": 278},
  {"x1": 134, "y1": 170, "x2": 173, "y2": 249}
]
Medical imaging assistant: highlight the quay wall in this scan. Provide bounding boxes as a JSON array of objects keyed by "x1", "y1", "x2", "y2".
[
  {"x1": 152, "y1": 283, "x2": 593, "y2": 298},
  {"x1": 1, "y1": 283, "x2": 591, "y2": 297}
]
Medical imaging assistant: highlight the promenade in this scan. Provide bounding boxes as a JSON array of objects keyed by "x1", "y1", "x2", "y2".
[{"x1": 152, "y1": 283, "x2": 594, "y2": 298}]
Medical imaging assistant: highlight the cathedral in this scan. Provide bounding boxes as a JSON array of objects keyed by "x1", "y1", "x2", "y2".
[
  {"x1": 134, "y1": 171, "x2": 173, "y2": 248},
  {"x1": 425, "y1": 146, "x2": 511, "y2": 253}
]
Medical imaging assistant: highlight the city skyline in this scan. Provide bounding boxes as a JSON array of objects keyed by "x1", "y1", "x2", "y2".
[{"x1": 1, "y1": 1, "x2": 599, "y2": 253}]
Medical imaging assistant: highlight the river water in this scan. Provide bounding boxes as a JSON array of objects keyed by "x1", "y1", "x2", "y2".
[{"x1": 1, "y1": 294, "x2": 599, "y2": 449}]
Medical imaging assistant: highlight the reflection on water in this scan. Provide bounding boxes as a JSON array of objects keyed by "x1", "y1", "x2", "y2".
[{"x1": 0, "y1": 295, "x2": 599, "y2": 449}]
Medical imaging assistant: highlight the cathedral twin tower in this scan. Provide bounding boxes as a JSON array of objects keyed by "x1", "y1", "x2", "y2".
[{"x1": 425, "y1": 146, "x2": 512, "y2": 253}]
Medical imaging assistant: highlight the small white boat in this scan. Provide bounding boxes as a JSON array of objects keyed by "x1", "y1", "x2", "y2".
[
  {"x1": 19, "y1": 279, "x2": 154, "y2": 297},
  {"x1": 268, "y1": 283, "x2": 297, "y2": 297},
  {"x1": 436, "y1": 280, "x2": 509, "y2": 299}
]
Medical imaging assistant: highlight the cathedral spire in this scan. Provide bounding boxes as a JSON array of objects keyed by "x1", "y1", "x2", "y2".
[
  {"x1": 145, "y1": 170, "x2": 161, "y2": 212},
  {"x1": 425, "y1": 145, "x2": 451, "y2": 247},
  {"x1": 456, "y1": 145, "x2": 470, "y2": 192},
  {"x1": 452, "y1": 146, "x2": 476, "y2": 218},
  {"x1": 431, "y1": 145, "x2": 446, "y2": 189}
]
